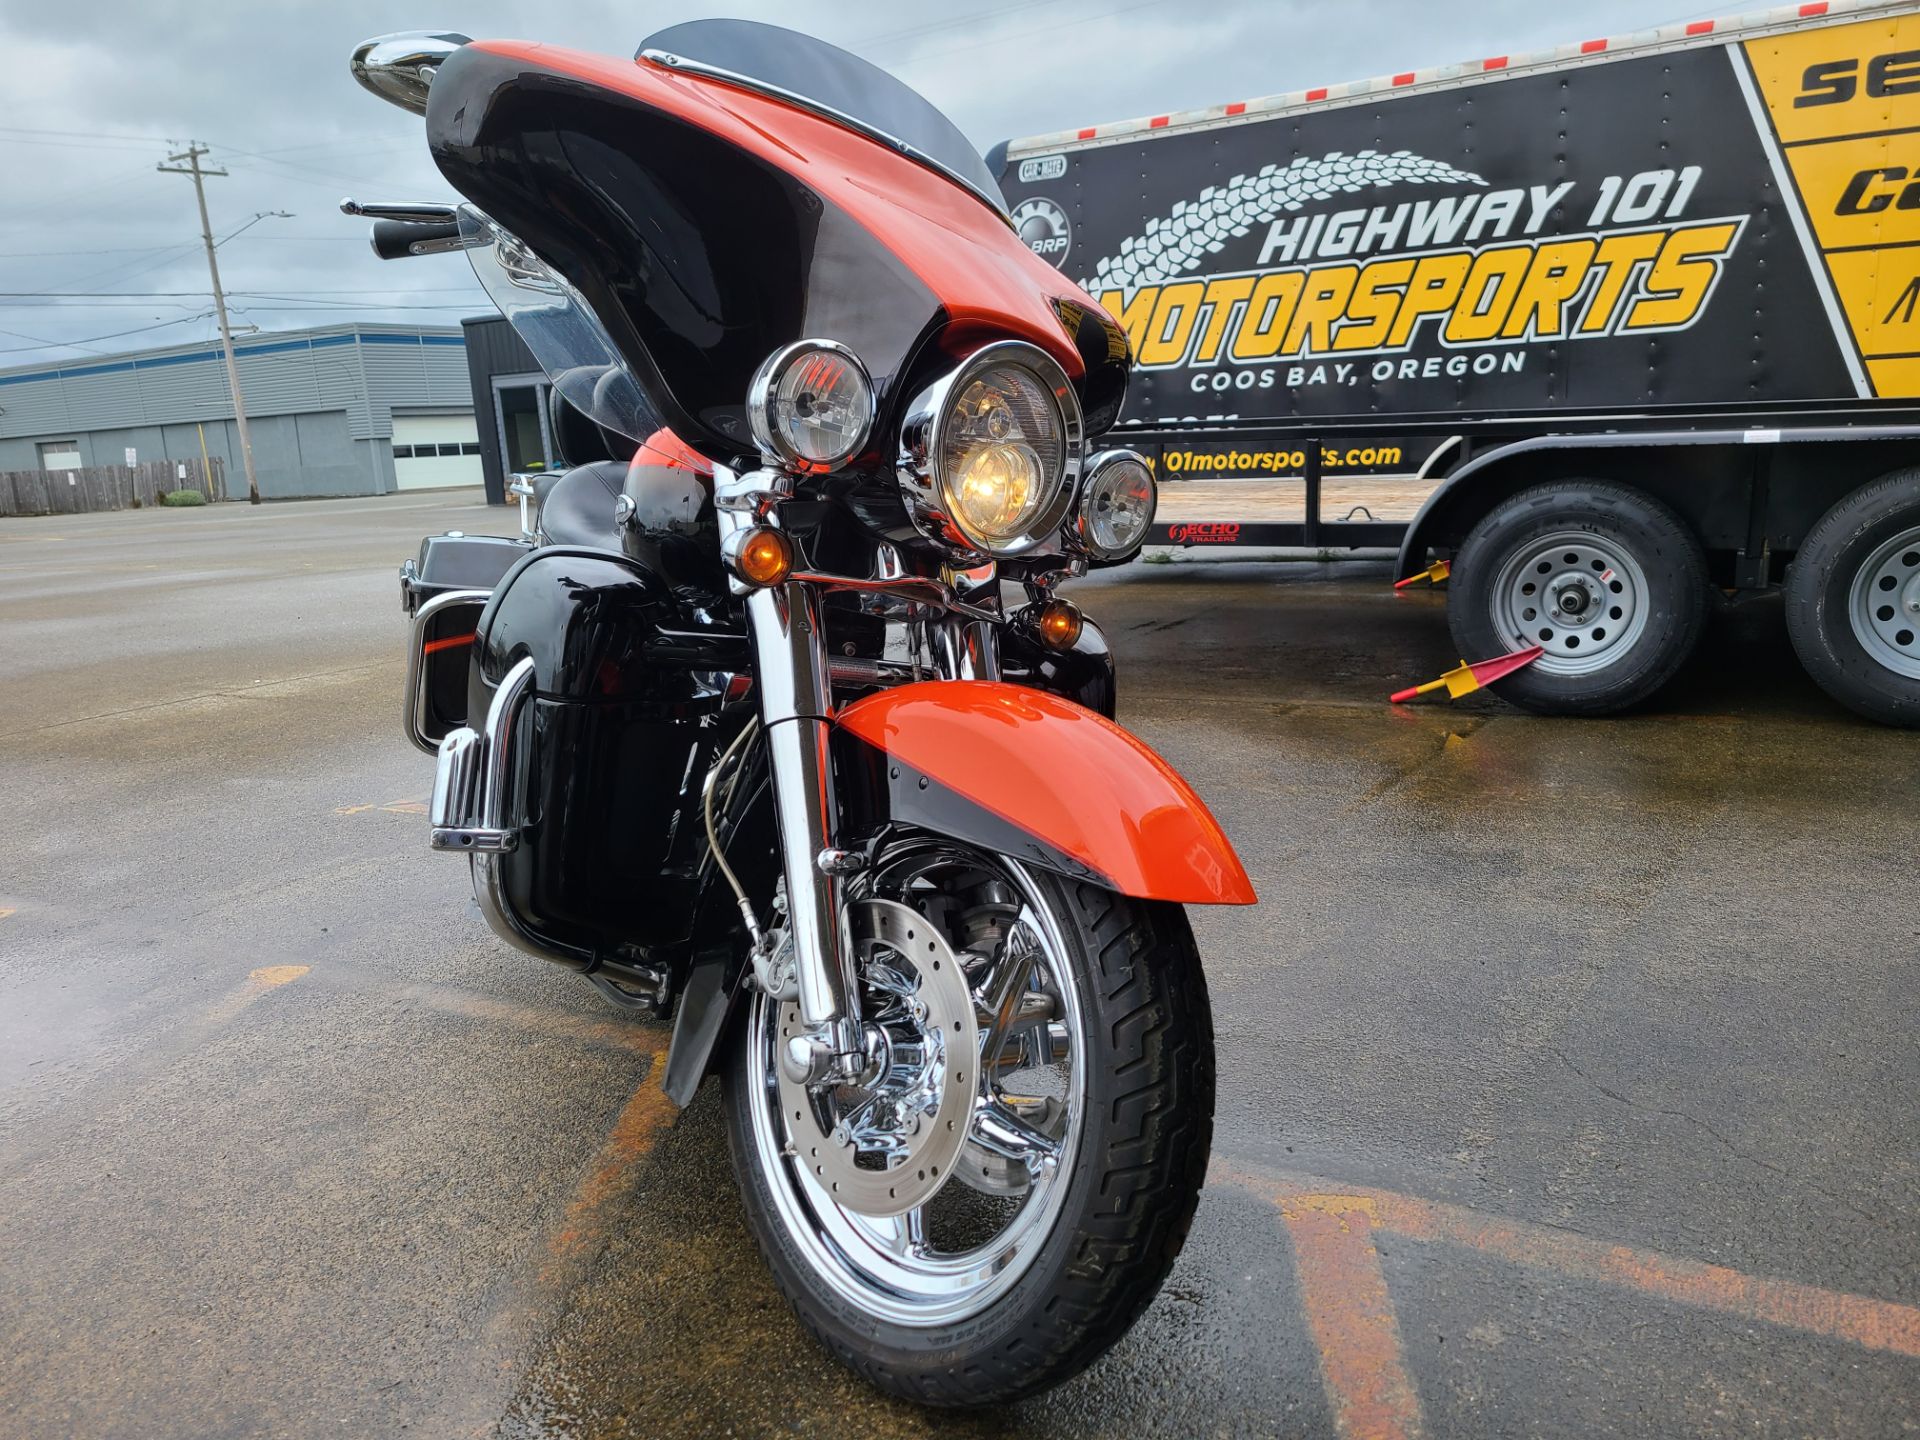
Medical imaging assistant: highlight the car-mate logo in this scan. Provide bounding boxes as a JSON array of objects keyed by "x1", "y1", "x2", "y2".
[
  {"x1": 1164, "y1": 521, "x2": 1243, "y2": 543},
  {"x1": 1018, "y1": 153, "x2": 1068, "y2": 183},
  {"x1": 1083, "y1": 151, "x2": 1744, "y2": 394},
  {"x1": 1013, "y1": 197, "x2": 1072, "y2": 268}
]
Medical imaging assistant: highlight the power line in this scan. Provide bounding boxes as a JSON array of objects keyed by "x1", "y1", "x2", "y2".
[{"x1": 0, "y1": 311, "x2": 217, "y2": 356}]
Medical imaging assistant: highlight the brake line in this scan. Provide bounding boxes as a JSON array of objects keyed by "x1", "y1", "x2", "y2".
[{"x1": 703, "y1": 718, "x2": 764, "y2": 949}]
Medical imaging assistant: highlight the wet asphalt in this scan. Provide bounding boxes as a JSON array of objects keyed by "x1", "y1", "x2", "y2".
[{"x1": 1, "y1": 492, "x2": 1916, "y2": 1439}]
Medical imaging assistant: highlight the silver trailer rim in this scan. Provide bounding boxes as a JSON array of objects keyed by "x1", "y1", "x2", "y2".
[
  {"x1": 1847, "y1": 524, "x2": 1920, "y2": 679},
  {"x1": 1493, "y1": 531, "x2": 1650, "y2": 677},
  {"x1": 746, "y1": 853, "x2": 1087, "y2": 1327}
]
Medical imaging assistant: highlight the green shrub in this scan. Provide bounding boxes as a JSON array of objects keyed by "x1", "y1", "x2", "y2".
[{"x1": 161, "y1": 489, "x2": 207, "y2": 507}]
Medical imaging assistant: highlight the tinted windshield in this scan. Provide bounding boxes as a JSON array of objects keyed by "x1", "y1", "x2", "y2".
[
  {"x1": 639, "y1": 19, "x2": 1006, "y2": 215},
  {"x1": 458, "y1": 206, "x2": 661, "y2": 442}
]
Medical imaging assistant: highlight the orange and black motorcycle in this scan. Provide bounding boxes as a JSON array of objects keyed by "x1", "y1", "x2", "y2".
[{"x1": 358, "y1": 21, "x2": 1253, "y2": 1404}]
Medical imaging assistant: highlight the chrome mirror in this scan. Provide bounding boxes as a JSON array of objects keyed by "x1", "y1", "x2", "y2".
[{"x1": 350, "y1": 31, "x2": 471, "y2": 115}]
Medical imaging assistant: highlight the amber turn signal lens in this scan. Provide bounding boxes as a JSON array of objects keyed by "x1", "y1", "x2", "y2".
[
  {"x1": 1035, "y1": 599, "x2": 1082, "y2": 651},
  {"x1": 730, "y1": 526, "x2": 793, "y2": 588}
]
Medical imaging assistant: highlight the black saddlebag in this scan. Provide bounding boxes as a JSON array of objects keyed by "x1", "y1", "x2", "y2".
[{"x1": 453, "y1": 547, "x2": 749, "y2": 966}]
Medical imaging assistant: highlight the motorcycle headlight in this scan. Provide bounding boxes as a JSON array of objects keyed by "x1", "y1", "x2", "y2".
[
  {"x1": 1073, "y1": 449, "x2": 1158, "y2": 561},
  {"x1": 899, "y1": 341, "x2": 1083, "y2": 558},
  {"x1": 748, "y1": 339, "x2": 875, "y2": 472}
]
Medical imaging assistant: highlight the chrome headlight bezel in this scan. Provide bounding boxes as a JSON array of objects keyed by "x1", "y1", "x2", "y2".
[
  {"x1": 1070, "y1": 448, "x2": 1159, "y2": 562},
  {"x1": 747, "y1": 338, "x2": 876, "y2": 473},
  {"x1": 896, "y1": 340, "x2": 1084, "y2": 559}
]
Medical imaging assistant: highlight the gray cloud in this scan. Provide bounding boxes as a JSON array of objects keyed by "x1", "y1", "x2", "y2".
[{"x1": 0, "y1": 0, "x2": 1723, "y2": 362}]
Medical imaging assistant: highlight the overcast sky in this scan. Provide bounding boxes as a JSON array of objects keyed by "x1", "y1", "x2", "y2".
[{"x1": 1, "y1": 0, "x2": 1736, "y2": 367}]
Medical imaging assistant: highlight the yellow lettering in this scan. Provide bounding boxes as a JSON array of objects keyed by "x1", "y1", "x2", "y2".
[
  {"x1": 1622, "y1": 222, "x2": 1739, "y2": 330},
  {"x1": 1189, "y1": 275, "x2": 1259, "y2": 364},
  {"x1": 1501, "y1": 238, "x2": 1598, "y2": 340},
  {"x1": 1577, "y1": 231, "x2": 1668, "y2": 334},
  {"x1": 1230, "y1": 272, "x2": 1306, "y2": 361},
  {"x1": 1282, "y1": 264, "x2": 1359, "y2": 357},
  {"x1": 1444, "y1": 246, "x2": 1531, "y2": 343},
  {"x1": 1334, "y1": 258, "x2": 1415, "y2": 351},
  {"x1": 1097, "y1": 287, "x2": 1159, "y2": 355},
  {"x1": 1386, "y1": 253, "x2": 1471, "y2": 347},
  {"x1": 1136, "y1": 281, "x2": 1207, "y2": 366}
]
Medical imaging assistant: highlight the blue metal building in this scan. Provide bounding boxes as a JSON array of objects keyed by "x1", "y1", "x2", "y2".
[{"x1": 0, "y1": 324, "x2": 479, "y2": 498}]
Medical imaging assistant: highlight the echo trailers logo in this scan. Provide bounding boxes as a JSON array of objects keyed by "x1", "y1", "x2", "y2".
[
  {"x1": 1013, "y1": 197, "x2": 1073, "y2": 268},
  {"x1": 1083, "y1": 151, "x2": 1747, "y2": 395}
]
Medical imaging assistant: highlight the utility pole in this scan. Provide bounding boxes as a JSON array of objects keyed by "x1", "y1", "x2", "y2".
[{"x1": 159, "y1": 143, "x2": 260, "y2": 505}]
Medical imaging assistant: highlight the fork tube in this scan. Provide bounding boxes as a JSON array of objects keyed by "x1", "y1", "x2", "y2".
[{"x1": 745, "y1": 578, "x2": 861, "y2": 1048}]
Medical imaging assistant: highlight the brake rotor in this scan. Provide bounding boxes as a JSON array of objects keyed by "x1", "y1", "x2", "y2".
[{"x1": 773, "y1": 899, "x2": 979, "y2": 1217}]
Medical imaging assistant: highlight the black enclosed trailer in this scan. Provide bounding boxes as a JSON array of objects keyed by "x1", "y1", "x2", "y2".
[{"x1": 994, "y1": 0, "x2": 1920, "y2": 723}]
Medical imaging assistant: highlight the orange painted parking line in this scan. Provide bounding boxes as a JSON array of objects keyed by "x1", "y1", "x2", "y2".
[
  {"x1": 202, "y1": 963, "x2": 311, "y2": 1024},
  {"x1": 0, "y1": 907, "x2": 15, "y2": 920},
  {"x1": 1281, "y1": 1193, "x2": 1427, "y2": 1440},
  {"x1": 1221, "y1": 1161, "x2": 1920, "y2": 1361},
  {"x1": 543, "y1": 1063, "x2": 678, "y2": 1278},
  {"x1": 389, "y1": 984, "x2": 667, "y2": 1057}
]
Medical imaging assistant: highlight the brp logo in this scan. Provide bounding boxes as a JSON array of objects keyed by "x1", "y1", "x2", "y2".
[{"x1": 1012, "y1": 197, "x2": 1072, "y2": 268}]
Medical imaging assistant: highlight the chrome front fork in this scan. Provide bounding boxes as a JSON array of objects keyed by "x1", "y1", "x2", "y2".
[{"x1": 716, "y1": 465, "x2": 865, "y2": 1083}]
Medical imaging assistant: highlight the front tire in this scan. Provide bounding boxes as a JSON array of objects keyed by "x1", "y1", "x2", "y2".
[
  {"x1": 1449, "y1": 480, "x2": 1709, "y2": 715},
  {"x1": 1785, "y1": 469, "x2": 1920, "y2": 727},
  {"x1": 722, "y1": 844, "x2": 1212, "y2": 1406}
]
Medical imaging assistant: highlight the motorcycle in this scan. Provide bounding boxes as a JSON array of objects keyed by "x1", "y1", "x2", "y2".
[{"x1": 354, "y1": 20, "x2": 1255, "y2": 1405}]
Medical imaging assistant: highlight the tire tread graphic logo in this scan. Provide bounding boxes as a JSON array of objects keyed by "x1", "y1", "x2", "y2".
[{"x1": 1090, "y1": 149, "x2": 1485, "y2": 290}]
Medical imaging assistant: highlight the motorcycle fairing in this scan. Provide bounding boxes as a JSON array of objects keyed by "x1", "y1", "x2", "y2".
[
  {"x1": 834, "y1": 682, "x2": 1256, "y2": 906},
  {"x1": 424, "y1": 40, "x2": 1129, "y2": 458}
]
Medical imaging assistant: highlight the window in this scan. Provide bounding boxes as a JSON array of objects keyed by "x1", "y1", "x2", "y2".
[
  {"x1": 460, "y1": 442, "x2": 481, "y2": 456},
  {"x1": 496, "y1": 382, "x2": 551, "y2": 474},
  {"x1": 38, "y1": 440, "x2": 81, "y2": 472},
  {"x1": 437, "y1": 443, "x2": 462, "y2": 457},
  {"x1": 392, "y1": 444, "x2": 415, "y2": 459}
]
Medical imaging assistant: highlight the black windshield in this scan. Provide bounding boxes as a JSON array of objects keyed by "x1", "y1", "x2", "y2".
[{"x1": 638, "y1": 19, "x2": 1006, "y2": 215}]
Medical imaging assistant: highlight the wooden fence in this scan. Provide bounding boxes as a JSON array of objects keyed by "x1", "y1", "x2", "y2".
[{"x1": 0, "y1": 458, "x2": 227, "y2": 518}]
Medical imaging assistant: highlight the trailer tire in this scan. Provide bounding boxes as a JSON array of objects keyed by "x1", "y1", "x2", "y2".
[
  {"x1": 1784, "y1": 469, "x2": 1920, "y2": 727},
  {"x1": 1449, "y1": 481, "x2": 1708, "y2": 716}
]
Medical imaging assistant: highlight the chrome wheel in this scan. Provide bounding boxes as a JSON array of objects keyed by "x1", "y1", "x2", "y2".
[
  {"x1": 745, "y1": 847, "x2": 1086, "y2": 1327},
  {"x1": 1847, "y1": 524, "x2": 1920, "y2": 679},
  {"x1": 1492, "y1": 530, "x2": 1649, "y2": 676}
]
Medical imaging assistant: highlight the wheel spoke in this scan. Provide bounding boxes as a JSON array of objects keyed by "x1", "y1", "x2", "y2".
[
  {"x1": 969, "y1": 1095, "x2": 1062, "y2": 1176},
  {"x1": 870, "y1": 1206, "x2": 927, "y2": 1259},
  {"x1": 974, "y1": 911, "x2": 1044, "y2": 1075}
]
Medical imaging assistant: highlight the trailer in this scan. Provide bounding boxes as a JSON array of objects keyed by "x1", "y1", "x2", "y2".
[{"x1": 993, "y1": 0, "x2": 1920, "y2": 723}]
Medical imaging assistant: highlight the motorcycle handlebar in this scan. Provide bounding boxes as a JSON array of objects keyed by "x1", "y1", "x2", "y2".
[{"x1": 369, "y1": 218, "x2": 467, "y2": 259}]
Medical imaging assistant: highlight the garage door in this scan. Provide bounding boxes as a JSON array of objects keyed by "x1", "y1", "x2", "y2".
[{"x1": 391, "y1": 414, "x2": 482, "y2": 491}]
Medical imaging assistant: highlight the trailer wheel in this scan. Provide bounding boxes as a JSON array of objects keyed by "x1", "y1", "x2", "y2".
[
  {"x1": 1784, "y1": 469, "x2": 1920, "y2": 727},
  {"x1": 1449, "y1": 481, "x2": 1708, "y2": 715}
]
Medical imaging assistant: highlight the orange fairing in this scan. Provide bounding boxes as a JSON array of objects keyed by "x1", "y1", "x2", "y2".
[{"x1": 835, "y1": 681, "x2": 1256, "y2": 906}]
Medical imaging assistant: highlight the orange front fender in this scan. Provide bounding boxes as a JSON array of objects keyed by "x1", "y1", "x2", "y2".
[{"x1": 834, "y1": 680, "x2": 1255, "y2": 906}]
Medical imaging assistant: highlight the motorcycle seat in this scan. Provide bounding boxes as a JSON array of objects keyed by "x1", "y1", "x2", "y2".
[{"x1": 537, "y1": 460, "x2": 627, "y2": 550}]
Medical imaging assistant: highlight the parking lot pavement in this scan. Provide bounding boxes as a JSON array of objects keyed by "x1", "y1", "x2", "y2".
[{"x1": 2, "y1": 494, "x2": 1917, "y2": 1440}]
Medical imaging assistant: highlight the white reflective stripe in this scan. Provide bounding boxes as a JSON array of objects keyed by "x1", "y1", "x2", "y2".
[
  {"x1": 1745, "y1": 429, "x2": 1783, "y2": 444},
  {"x1": 1726, "y1": 46, "x2": 1872, "y2": 400},
  {"x1": 1003, "y1": 0, "x2": 1905, "y2": 159}
]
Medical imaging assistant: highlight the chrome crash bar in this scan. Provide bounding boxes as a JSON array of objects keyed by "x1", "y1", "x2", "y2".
[{"x1": 428, "y1": 655, "x2": 532, "y2": 855}]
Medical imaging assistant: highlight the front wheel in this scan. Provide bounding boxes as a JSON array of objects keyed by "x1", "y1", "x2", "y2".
[
  {"x1": 722, "y1": 841, "x2": 1213, "y2": 1406},
  {"x1": 1448, "y1": 480, "x2": 1709, "y2": 715}
]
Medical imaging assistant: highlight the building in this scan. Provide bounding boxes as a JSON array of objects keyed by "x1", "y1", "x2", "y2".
[
  {"x1": 0, "y1": 323, "x2": 481, "y2": 499},
  {"x1": 462, "y1": 314, "x2": 555, "y2": 506}
]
